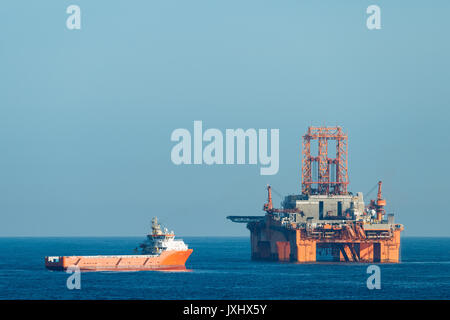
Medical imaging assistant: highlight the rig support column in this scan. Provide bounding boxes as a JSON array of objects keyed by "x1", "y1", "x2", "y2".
[
  {"x1": 359, "y1": 243, "x2": 374, "y2": 262},
  {"x1": 293, "y1": 230, "x2": 316, "y2": 262},
  {"x1": 378, "y1": 228, "x2": 402, "y2": 262},
  {"x1": 276, "y1": 241, "x2": 291, "y2": 261}
]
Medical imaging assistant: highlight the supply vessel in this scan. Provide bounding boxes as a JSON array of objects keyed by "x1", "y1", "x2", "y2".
[
  {"x1": 228, "y1": 126, "x2": 404, "y2": 263},
  {"x1": 45, "y1": 217, "x2": 193, "y2": 271}
]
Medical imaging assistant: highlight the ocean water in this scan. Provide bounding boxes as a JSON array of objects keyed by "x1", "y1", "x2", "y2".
[{"x1": 0, "y1": 237, "x2": 448, "y2": 300}]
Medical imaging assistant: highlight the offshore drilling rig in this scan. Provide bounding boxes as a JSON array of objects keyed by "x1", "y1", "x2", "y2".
[{"x1": 228, "y1": 126, "x2": 404, "y2": 263}]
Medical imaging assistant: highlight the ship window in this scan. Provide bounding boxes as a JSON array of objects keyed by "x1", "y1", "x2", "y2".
[
  {"x1": 319, "y1": 201, "x2": 324, "y2": 219},
  {"x1": 338, "y1": 201, "x2": 342, "y2": 216}
]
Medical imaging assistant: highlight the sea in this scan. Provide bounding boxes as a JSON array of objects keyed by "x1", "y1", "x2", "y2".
[{"x1": 0, "y1": 237, "x2": 448, "y2": 300}]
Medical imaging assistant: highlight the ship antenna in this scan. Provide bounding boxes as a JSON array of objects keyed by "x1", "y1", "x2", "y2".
[{"x1": 152, "y1": 217, "x2": 162, "y2": 235}]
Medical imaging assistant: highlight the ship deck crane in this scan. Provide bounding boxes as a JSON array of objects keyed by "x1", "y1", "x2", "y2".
[
  {"x1": 263, "y1": 185, "x2": 304, "y2": 217},
  {"x1": 368, "y1": 181, "x2": 386, "y2": 221}
]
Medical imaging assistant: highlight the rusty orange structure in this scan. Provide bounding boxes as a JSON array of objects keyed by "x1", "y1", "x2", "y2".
[{"x1": 228, "y1": 126, "x2": 403, "y2": 263}]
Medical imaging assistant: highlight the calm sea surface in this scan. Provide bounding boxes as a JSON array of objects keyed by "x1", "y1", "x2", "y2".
[{"x1": 0, "y1": 237, "x2": 448, "y2": 299}]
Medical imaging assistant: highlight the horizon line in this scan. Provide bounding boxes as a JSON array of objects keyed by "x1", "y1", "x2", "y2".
[{"x1": 0, "y1": 235, "x2": 449, "y2": 238}]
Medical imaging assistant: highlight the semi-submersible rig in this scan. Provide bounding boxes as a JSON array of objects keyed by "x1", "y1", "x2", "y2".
[{"x1": 228, "y1": 126, "x2": 404, "y2": 263}]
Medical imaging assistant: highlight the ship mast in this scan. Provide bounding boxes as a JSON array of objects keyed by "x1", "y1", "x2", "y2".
[{"x1": 152, "y1": 217, "x2": 163, "y2": 235}]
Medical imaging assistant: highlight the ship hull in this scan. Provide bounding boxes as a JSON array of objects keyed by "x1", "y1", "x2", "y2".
[{"x1": 45, "y1": 249, "x2": 193, "y2": 271}]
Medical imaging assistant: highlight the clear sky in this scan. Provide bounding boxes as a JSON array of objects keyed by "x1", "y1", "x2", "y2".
[{"x1": 1, "y1": 1, "x2": 449, "y2": 236}]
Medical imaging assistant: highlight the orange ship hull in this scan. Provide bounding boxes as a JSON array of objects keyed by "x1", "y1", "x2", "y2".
[{"x1": 45, "y1": 249, "x2": 193, "y2": 271}]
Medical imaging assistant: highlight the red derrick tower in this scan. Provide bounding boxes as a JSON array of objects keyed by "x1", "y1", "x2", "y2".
[{"x1": 301, "y1": 126, "x2": 349, "y2": 195}]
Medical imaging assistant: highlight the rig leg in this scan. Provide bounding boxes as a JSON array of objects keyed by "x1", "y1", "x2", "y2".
[
  {"x1": 276, "y1": 241, "x2": 291, "y2": 261},
  {"x1": 359, "y1": 243, "x2": 374, "y2": 262},
  {"x1": 293, "y1": 230, "x2": 316, "y2": 262}
]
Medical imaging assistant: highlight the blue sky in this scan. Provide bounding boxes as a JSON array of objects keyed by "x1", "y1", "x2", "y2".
[{"x1": 1, "y1": 1, "x2": 449, "y2": 236}]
